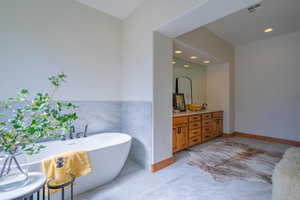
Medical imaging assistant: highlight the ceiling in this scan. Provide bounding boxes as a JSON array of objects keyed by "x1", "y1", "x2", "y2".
[
  {"x1": 206, "y1": 0, "x2": 300, "y2": 46},
  {"x1": 76, "y1": 0, "x2": 145, "y2": 19},
  {"x1": 173, "y1": 40, "x2": 223, "y2": 66}
]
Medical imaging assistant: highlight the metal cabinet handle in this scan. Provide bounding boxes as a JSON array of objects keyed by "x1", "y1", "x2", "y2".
[{"x1": 178, "y1": 127, "x2": 181, "y2": 133}]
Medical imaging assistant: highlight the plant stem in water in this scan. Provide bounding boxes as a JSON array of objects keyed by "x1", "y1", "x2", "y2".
[
  {"x1": 0, "y1": 158, "x2": 9, "y2": 177},
  {"x1": 6, "y1": 157, "x2": 13, "y2": 175}
]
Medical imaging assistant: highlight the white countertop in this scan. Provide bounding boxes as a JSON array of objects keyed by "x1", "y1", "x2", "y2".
[{"x1": 173, "y1": 109, "x2": 223, "y2": 117}]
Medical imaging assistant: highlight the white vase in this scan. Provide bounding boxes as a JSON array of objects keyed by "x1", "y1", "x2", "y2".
[{"x1": 0, "y1": 152, "x2": 29, "y2": 192}]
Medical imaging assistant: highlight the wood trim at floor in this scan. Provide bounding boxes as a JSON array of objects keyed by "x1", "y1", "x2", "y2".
[
  {"x1": 222, "y1": 133, "x2": 235, "y2": 138},
  {"x1": 234, "y1": 131, "x2": 300, "y2": 147},
  {"x1": 150, "y1": 157, "x2": 175, "y2": 172}
]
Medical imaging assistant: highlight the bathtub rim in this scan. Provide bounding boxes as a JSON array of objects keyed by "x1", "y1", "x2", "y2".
[{"x1": 25, "y1": 132, "x2": 132, "y2": 166}]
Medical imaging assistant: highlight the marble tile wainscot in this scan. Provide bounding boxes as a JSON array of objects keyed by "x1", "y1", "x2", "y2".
[
  {"x1": 121, "y1": 101, "x2": 152, "y2": 168},
  {"x1": 73, "y1": 101, "x2": 121, "y2": 134}
]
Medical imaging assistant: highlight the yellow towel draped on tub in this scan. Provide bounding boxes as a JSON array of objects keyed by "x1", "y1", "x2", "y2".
[{"x1": 42, "y1": 150, "x2": 92, "y2": 193}]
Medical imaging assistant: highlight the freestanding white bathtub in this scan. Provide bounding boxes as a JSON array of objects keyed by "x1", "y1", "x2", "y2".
[{"x1": 26, "y1": 133, "x2": 132, "y2": 198}]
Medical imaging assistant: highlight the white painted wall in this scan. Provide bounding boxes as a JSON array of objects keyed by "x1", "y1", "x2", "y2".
[
  {"x1": 207, "y1": 63, "x2": 230, "y2": 133},
  {"x1": 153, "y1": 32, "x2": 173, "y2": 164},
  {"x1": 0, "y1": 0, "x2": 122, "y2": 101},
  {"x1": 122, "y1": 0, "x2": 259, "y2": 165},
  {"x1": 236, "y1": 31, "x2": 300, "y2": 141},
  {"x1": 121, "y1": 0, "x2": 216, "y2": 165},
  {"x1": 122, "y1": 0, "x2": 210, "y2": 102},
  {"x1": 177, "y1": 27, "x2": 235, "y2": 133},
  {"x1": 173, "y1": 58, "x2": 207, "y2": 104}
]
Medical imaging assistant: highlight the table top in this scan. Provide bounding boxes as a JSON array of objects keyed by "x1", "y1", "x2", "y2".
[{"x1": 0, "y1": 172, "x2": 46, "y2": 200}]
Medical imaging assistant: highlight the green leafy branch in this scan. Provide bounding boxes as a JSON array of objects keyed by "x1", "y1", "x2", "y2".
[{"x1": 0, "y1": 73, "x2": 78, "y2": 155}]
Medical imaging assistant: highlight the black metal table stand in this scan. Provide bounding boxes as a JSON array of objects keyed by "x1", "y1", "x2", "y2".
[
  {"x1": 15, "y1": 185, "x2": 45, "y2": 200},
  {"x1": 46, "y1": 173, "x2": 75, "y2": 200}
]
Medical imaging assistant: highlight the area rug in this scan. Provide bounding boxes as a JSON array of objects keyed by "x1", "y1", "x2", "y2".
[{"x1": 188, "y1": 141, "x2": 283, "y2": 184}]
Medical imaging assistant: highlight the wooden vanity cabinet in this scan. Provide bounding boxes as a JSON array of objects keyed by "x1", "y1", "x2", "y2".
[{"x1": 173, "y1": 111, "x2": 223, "y2": 153}]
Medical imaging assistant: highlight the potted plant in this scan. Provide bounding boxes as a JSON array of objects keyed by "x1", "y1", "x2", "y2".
[{"x1": 0, "y1": 73, "x2": 78, "y2": 191}]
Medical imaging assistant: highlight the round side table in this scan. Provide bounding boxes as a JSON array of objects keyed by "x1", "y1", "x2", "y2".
[{"x1": 0, "y1": 172, "x2": 46, "y2": 200}]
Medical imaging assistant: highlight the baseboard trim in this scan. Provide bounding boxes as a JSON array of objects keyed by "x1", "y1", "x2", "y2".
[
  {"x1": 234, "y1": 132, "x2": 300, "y2": 147},
  {"x1": 150, "y1": 157, "x2": 175, "y2": 173},
  {"x1": 223, "y1": 133, "x2": 235, "y2": 138}
]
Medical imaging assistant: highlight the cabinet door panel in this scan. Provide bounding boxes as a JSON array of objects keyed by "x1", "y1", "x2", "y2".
[
  {"x1": 176, "y1": 124, "x2": 188, "y2": 151},
  {"x1": 212, "y1": 112, "x2": 223, "y2": 119},
  {"x1": 212, "y1": 119, "x2": 223, "y2": 137},
  {"x1": 211, "y1": 119, "x2": 218, "y2": 136},
  {"x1": 173, "y1": 123, "x2": 188, "y2": 153},
  {"x1": 216, "y1": 119, "x2": 223, "y2": 136}
]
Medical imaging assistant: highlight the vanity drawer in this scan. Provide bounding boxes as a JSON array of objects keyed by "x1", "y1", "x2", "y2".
[
  {"x1": 189, "y1": 129, "x2": 201, "y2": 138},
  {"x1": 202, "y1": 133, "x2": 212, "y2": 142},
  {"x1": 212, "y1": 112, "x2": 223, "y2": 119},
  {"x1": 189, "y1": 121, "x2": 201, "y2": 130},
  {"x1": 173, "y1": 116, "x2": 188, "y2": 125},
  {"x1": 202, "y1": 113, "x2": 212, "y2": 120},
  {"x1": 189, "y1": 114, "x2": 201, "y2": 122},
  {"x1": 202, "y1": 120, "x2": 212, "y2": 127},
  {"x1": 189, "y1": 136, "x2": 202, "y2": 146},
  {"x1": 202, "y1": 126, "x2": 212, "y2": 133}
]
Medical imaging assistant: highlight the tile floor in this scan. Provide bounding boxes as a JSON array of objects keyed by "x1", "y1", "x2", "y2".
[{"x1": 76, "y1": 137, "x2": 291, "y2": 200}]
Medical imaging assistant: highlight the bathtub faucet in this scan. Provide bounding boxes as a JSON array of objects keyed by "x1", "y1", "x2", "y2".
[
  {"x1": 83, "y1": 125, "x2": 88, "y2": 137},
  {"x1": 74, "y1": 125, "x2": 88, "y2": 138},
  {"x1": 63, "y1": 125, "x2": 88, "y2": 140},
  {"x1": 69, "y1": 125, "x2": 75, "y2": 139}
]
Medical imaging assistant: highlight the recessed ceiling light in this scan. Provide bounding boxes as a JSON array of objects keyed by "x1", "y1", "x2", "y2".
[
  {"x1": 190, "y1": 56, "x2": 198, "y2": 60},
  {"x1": 183, "y1": 64, "x2": 190, "y2": 68},
  {"x1": 174, "y1": 50, "x2": 183, "y2": 54},
  {"x1": 171, "y1": 61, "x2": 176, "y2": 64},
  {"x1": 264, "y1": 28, "x2": 273, "y2": 33},
  {"x1": 203, "y1": 60, "x2": 211, "y2": 64}
]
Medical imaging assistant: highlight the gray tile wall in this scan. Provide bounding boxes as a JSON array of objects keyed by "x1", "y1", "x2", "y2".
[
  {"x1": 73, "y1": 101, "x2": 121, "y2": 135},
  {"x1": 121, "y1": 101, "x2": 152, "y2": 168},
  {"x1": 76, "y1": 101, "x2": 152, "y2": 168},
  {"x1": 1, "y1": 100, "x2": 152, "y2": 167}
]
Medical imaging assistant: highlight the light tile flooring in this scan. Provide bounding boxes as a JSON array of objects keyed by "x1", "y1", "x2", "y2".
[{"x1": 76, "y1": 137, "x2": 291, "y2": 200}]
